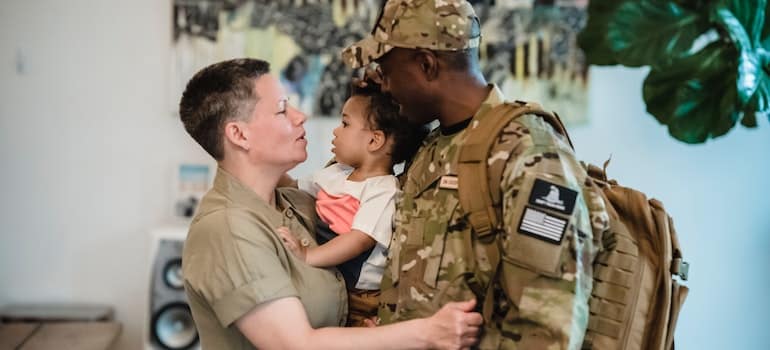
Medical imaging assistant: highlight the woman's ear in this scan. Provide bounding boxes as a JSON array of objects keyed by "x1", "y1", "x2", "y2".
[
  {"x1": 223, "y1": 121, "x2": 250, "y2": 152},
  {"x1": 368, "y1": 130, "x2": 387, "y2": 153},
  {"x1": 415, "y1": 49, "x2": 439, "y2": 81}
]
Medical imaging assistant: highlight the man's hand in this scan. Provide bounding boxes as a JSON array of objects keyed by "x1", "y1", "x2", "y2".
[
  {"x1": 424, "y1": 299, "x2": 483, "y2": 350},
  {"x1": 277, "y1": 226, "x2": 307, "y2": 262}
]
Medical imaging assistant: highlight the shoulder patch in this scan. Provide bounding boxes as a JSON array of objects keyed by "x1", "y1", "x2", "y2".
[
  {"x1": 517, "y1": 206, "x2": 567, "y2": 244},
  {"x1": 528, "y1": 178, "x2": 577, "y2": 215}
]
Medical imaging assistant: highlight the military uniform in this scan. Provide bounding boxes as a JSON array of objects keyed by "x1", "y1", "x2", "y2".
[
  {"x1": 342, "y1": 1, "x2": 609, "y2": 348},
  {"x1": 378, "y1": 85, "x2": 609, "y2": 349}
]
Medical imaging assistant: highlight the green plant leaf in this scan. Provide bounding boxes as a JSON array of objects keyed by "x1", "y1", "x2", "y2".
[
  {"x1": 607, "y1": 0, "x2": 708, "y2": 68},
  {"x1": 742, "y1": 109, "x2": 759, "y2": 127},
  {"x1": 673, "y1": 0, "x2": 710, "y2": 11},
  {"x1": 763, "y1": 0, "x2": 770, "y2": 41},
  {"x1": 722, "y1": 0, "x2": 766, "y2": 45},
  {"x1": 744, "y1": 72, "x2": 770, "y2": 119},
  {"x1": 643, "y1": 41, "x2": 741, "y2": 143},
  {"x1": 578, "y1": 0, "x2": 625, "y2": 65},
  {"x1": 580, "y1": 0, "x2": 769, "y2": 141},
  {"x1": 713, "y1": 0, "x2": 769, "y2": 108}
]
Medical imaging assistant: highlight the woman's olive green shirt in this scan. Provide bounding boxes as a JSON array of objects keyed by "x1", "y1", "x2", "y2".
[{"x1": 182, "y1": 168, "x2": 348, "y2": 349}]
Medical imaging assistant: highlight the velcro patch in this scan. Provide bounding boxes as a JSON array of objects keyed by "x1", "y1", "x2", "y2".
[
  {"x1": 528, "y1": 178, "x2": 577, "y2": 215},
  {"x1": 439, "y1": 175, "x2": 458, "y2": 190},
  {"x1": 517, "y1": 206, "x2": 567, "y2": 244}
]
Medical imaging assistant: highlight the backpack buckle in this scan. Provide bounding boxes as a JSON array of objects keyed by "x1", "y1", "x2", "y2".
[{"x1": 671, "y1": 258, "x2": 690, "y2": 281}]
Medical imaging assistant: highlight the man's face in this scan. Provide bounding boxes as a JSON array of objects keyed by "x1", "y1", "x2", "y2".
[
  {"x1": 375, "y1": 49, "x2": 436, "y2": 124},
  {"x1": 243, "y1": 74, "x2": 308, "y2": 169}
]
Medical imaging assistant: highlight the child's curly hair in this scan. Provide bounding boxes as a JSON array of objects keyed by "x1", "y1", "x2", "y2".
[{"x1": 350, "y1": 84, "x2": 430, "y2": 167}]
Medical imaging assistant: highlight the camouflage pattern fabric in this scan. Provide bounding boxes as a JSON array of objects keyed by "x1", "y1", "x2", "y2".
[
  {"x1": 341, "y1": 0, "x2": 481, "y2": 69},
  {"x1": 378, "y1": 85, "x2": 610, "y2": 350}
]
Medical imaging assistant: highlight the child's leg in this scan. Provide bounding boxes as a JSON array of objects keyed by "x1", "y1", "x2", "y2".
[{"x1": 346, "y1": 288, "x2": 380, "y2": 327}]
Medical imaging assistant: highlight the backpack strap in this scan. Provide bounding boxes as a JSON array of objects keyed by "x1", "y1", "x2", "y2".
[
  {"x1": 458, "y1": 101, "x2": 569, "y2": 239},
  {"x1": 457, "y1": 101, "x2": 569, "y2": 324}
]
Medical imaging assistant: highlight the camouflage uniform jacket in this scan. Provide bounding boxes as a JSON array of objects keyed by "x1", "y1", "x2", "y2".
[{"x1": 378, "y1": 85, "x2": 609, "y2": 349}]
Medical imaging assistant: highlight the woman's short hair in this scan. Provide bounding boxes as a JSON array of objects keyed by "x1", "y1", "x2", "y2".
[{"x1": 179, "y1": 58, "x2": 270, "y2": 160}]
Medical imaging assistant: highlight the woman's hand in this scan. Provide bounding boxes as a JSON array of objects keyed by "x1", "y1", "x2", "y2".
[
  {"x1": 277, "y1": 226, "x2": 307, "y2": 262},
  {"x1": 423, "y1": 298, "x2": 483, "y2": 350}
]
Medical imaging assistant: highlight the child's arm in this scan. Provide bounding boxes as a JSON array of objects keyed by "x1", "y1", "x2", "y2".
[
  {"x1": 277, "y1": 227, "x2": 376, "y2": 267},
  {"x1": 277, "y1": 173, "x2": 298, "y2": 188}
]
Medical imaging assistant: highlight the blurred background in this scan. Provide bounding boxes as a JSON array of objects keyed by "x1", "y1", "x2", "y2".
[{"x1": 1, "y1": 0, "x2": 769, "y2": 349}]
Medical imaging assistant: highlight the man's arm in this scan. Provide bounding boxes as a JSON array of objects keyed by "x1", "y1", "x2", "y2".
[
  {"x1": 495, "y1": 129, "x2": 599, "y2": 349},
  {"x1": 235, "y1": 296, "x2": 483, "y2": 350}
]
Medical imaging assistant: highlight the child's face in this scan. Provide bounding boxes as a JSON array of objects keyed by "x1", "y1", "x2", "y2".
[{"x1": 332, "y1": 96, "x2": 375, "y2": 167}]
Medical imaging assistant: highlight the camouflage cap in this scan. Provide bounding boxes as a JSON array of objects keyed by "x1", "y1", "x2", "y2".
[{"x1": 341, "y1": 0, "x2": 481, "y2": 69}]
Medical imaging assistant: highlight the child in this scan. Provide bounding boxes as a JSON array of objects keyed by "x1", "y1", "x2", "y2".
[{"x1": 278, "y1": 84, "x2": 428, "y2": 327}]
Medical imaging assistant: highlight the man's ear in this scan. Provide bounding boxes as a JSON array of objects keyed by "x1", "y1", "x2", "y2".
[
  {"x1": 368, "y1": 130, "x2": 387, "y2": 152},
  {"x1": 415, "y1": 49, "x2": 439, "y2": 81},
  {"x1": 223, "y1": 121, "x2": 250, "y2": 152}
]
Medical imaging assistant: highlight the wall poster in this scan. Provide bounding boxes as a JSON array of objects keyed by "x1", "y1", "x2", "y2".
[{"x1": 172, "y1": 0, "x2": 589, "y2": 124}]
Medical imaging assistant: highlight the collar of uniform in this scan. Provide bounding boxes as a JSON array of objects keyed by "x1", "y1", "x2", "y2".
[
  {"x1": 461, "y1": 84, "x2": 505, "y2": 128},
  {"x1": 212, "y1": 167, "x2": 296, "y2": 218},
  {"x1": 480, "y1": 84, "x2": 505, "y2": 110},
  {"x1": 436, "y1": 84, "x2": 505, "y2": 137}
]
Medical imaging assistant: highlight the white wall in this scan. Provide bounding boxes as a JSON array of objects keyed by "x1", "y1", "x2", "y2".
[
  {"x1": 575, "y1": 67, "x2": 770, "y2": 349},
  {"x1": 0, "y1": 1, "x2": 205, "y2": 349},
  {"x1": 1, "y1": 1, "x2": 768, "y2": 349}
]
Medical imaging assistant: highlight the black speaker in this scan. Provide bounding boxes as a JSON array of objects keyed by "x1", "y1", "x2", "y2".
[{"x1": 147, "y1": 230, "x2": 199, "y2": 350}]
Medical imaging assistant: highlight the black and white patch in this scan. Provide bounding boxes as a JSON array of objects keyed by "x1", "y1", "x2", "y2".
[
  {"x1": 528, "y1": 178, "x2": 578, "y2": 215},
  {"x1": 517, "y1": 206, "x2": 568, "y2": 244}
]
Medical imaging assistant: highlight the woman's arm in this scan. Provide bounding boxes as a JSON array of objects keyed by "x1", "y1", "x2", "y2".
[
  {"x1": 235, "y1": 296, "x2": 481, "y2": 350},
  {"x1": 278, "y1": 227, "x2": 375, "y2": 267}
]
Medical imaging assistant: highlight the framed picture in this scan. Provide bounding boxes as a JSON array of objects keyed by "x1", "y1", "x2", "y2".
[
  {"x1": 171, "y1": 0, "x2": 590, "y2": 124},
  {"x1": 170, "y1": 0, "x2": 380, "y2": 118},
  {"x1": 172, "y1": 162, "x2": 213, "y2": 219}
]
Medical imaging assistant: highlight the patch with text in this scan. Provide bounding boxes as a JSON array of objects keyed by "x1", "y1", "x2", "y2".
[{"x1": 527, "y1": 178, "x2": 577, "y2": 215}]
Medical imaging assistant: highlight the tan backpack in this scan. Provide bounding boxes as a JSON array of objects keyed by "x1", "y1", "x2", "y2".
[{"x1": 457, "y1": 102, "x2": 690, "y2": 350}]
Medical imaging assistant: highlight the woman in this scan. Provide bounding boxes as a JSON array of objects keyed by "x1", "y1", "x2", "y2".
[{"x1": 178, "y1": 58, "x2": 482, "y2": 349}]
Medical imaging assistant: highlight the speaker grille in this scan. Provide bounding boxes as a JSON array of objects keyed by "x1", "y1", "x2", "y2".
[
  {"x1": 151, "y1": 302, "x2": 198, "y2": 349},
  {"x1": 163, "y1": 258, "x2": 184, "y2": 290}
]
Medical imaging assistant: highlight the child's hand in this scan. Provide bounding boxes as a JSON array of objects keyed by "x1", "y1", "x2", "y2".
[{"x1": 276, "y1": 226, "x2": 307, "y2": 262}]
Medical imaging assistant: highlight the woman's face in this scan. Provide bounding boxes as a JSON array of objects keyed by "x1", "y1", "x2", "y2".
[{"x1": 244, "y1": 74, "x2": 308, "y2": 170}]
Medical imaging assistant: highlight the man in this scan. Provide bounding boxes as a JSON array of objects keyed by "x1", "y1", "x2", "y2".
[{"x1": 342, "y1": 1, "x2": 609, "y2": 349}]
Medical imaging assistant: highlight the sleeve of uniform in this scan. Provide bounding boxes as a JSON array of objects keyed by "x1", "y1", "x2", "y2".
[
  {"x1": 496, "y1": 128, "x2": 597, "y2": 348},
  {"x1": 350, "y1": 177, "x2": 398, "y2": 247},
  {"x1": 184, "y1": 209, "x2": 298, "y2": 328}
]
